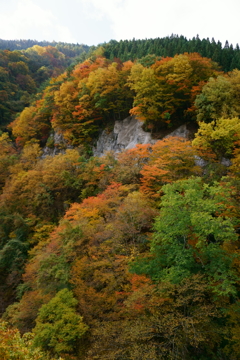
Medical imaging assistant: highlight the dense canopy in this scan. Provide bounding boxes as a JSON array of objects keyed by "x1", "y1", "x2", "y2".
[{"x1": 0, "y1": 36, "x2": 240, "y2": 360}]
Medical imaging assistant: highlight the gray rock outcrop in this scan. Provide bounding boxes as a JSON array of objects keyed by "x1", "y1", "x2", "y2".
[
  {"x1": 40, "y1": 118, "x2": 231, "y2": 170},
  {"x1": 93, "y1": 116, "x2": 155, "y2": 157},
  {"x1": 165, "y1": 124, "x2": 190, "y2": 139},
  {"x1": 41, "y1": 131, "x2": 73, "y2": 158},
  {"x1": 42, "y1": 117, "x2": 191, "y2": 159},
  {"x1": 93, "y1": 116, "x2": 190, "y2": 157}
]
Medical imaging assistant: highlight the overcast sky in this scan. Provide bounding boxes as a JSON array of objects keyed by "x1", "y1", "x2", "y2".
[{"x1": 0, "y1": 0, "x2": 239, "y2": 47}]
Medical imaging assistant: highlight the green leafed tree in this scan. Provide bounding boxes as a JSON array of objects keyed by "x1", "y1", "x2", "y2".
[
  {"x1": 195, "y1": 70, "x2": 240, "y2": 123},
  {"x1": 33, "y1": 288, "x2": 88, "y2": 356},
  {"x1": 132, "y1": 177, "x2": 239, "y2": 297}
]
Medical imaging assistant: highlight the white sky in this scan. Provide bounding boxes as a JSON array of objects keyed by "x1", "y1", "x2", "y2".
[{"x1": 0, "y1": 0, "x2": 239, "y2": 47}]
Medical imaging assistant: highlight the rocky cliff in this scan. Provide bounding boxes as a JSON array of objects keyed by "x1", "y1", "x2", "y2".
[
  {"x1": 93, "y1": 116, "x2": 190, "y2": 157},
  {"x1": 42, "y1": 116, "x2": 190, "y2": 158}
]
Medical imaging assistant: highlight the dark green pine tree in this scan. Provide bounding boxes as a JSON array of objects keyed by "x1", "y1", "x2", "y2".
[{"x1": 230, "y1": 54, "x2": 240, "y2": 70}]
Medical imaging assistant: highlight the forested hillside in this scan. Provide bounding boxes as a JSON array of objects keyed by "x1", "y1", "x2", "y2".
[
  {"x1": 0, "y1": 36, "x2": 240, "y2": 360},
  {"x1": 0, "y1": 45, "x2": 79, "y2": 129},
  {"x1": 103, "y1": 35, "x2": 240, "y2": 72},
  {"x1": 0, "y1": 39, "x2": 90, "y2": 58}
]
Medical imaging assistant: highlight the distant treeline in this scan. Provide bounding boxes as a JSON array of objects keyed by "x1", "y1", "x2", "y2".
[
  {"x1": 2, "y1": 36, "x2": 240, "y2": 72},
  {"x1": 0, "y1": 39, "x2": 90, "y2": 58},
  {"x1": 103, "y1": 35, "x2": 240, "y2": 72}
]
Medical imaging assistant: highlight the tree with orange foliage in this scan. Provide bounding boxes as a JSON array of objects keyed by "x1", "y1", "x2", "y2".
[
  {"x1": 115, "y1": 143, "x2": 150, "y2": 185},
  {"x1": 0, "y1": 149, "x2": 84, "y2": 221},
  {"x1": 140, "y1": 136, "x2": 201, "y2": 197}
]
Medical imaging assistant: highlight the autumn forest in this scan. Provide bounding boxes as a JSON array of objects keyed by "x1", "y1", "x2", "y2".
[{"x1": 0, "y1": 35, "x2": 240, "y2": 360}]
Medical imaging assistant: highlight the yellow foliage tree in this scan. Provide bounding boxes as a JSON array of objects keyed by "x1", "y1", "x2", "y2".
[{"x1": 192, "y1": 117, "x2": 240, "y2": 161}]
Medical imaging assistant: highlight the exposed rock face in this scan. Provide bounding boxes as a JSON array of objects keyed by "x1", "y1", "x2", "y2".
[
  {"x1": 93, "y1": 116, "x2": 152, "y2": 157},
  {"x1": 93, "y1": 116, "x2": 190, "y2": 157},
  {"x1": 221, "y1": 157, "x2": 231, "y2": 167},
  {"x1": 114, "y1": 116, "x2": 154, "y2": 149},
  {"x1": 164, "y1": 124, "x2": 190, "y2": 139},
  {"x1": 194, "y1": 156, "x2": 209, "y2": 168},
  {"x1": 194, "y1": 155, "x2": 231, "y2": 169},
  {"x1": 41, "y1": 118, "x2": 232, "y2": 170},
  {"x1": 41, "y1": 131, "x2": 73, "y2": 158},
  {"x1": 42, "y1": 117, "x2": 191, "y2": 159},
  {"x1": 93, "y1": 116, "x2": 155, "y2": 157}
]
